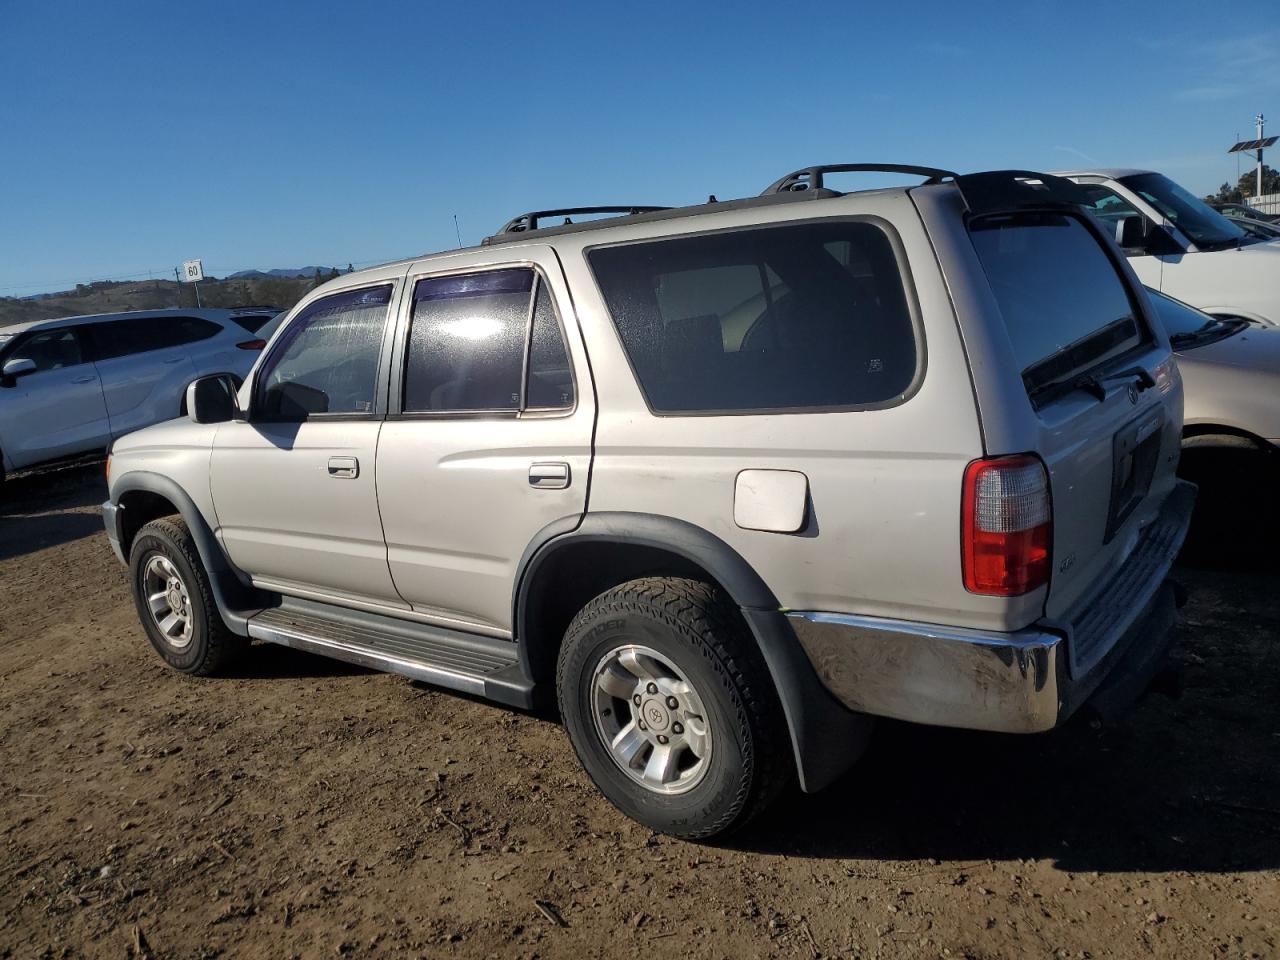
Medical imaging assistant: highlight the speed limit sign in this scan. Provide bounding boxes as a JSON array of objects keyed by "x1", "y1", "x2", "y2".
[{"x1": 182, "y1": 259, "x2": 204, "y2": 283}]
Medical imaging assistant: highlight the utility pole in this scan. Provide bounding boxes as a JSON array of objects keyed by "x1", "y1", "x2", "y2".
[
  {"x1": 1257, "y1": 114, "x2": 1266, "y2": 199},
  {"x1": 1227, "y1": 118, "x2": 1277, "y2": 199}
]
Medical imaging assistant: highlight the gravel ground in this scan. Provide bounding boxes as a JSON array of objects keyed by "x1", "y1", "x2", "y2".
[{"x1": 1, "y1": 463, "x2": 1277, "y2": 959}]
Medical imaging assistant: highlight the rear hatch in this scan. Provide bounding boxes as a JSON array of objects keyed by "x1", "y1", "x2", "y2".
[{"x1": 968, "y1": 210, "x2": 1182, "y2": 656}]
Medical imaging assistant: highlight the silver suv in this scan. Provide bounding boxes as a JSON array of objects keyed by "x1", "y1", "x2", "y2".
[{"x1": 103, "y1": 166, "x2": 1195, "y2": 839}]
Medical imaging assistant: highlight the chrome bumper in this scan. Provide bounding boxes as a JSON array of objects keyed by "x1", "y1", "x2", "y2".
[{"x1": 788, "y1": 480, "x2": 1195, "y2": 734}]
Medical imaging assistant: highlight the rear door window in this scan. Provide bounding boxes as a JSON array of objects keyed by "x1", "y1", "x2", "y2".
[
  {"x1": 402, "y1": 268, "x2": 575, "y2": 413},
  {"x1": 587, "y1": 221, "x2": 918, "y2": 414},
  {"x1": 969, "y1": 213, "x2": 1148, "y2": 401}
]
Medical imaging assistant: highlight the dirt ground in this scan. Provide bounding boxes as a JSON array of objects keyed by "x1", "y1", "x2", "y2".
[{"x1": 1, "y1": 464, "x2": 1277, "y2": 960}]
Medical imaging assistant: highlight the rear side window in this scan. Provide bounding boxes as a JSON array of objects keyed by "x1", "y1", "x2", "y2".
[
  {"x1": 231, "y1": 314, "x2": 276, "y2": 332},
  {"x1": 403, "y1": 269, "x2": 575, "y2": 413},
  {"x1": 588, "y1": 221, "x2": 917, "y2": 414},
  {"x1": 969, "y1": 213, "x2": 1146, "y2": 397},
  {"x1": 85, "y1": 315, "x2": 220, "y2": 359},
  {"x1": 85, "y1": 318, "x2": 154, "y2": 360}
]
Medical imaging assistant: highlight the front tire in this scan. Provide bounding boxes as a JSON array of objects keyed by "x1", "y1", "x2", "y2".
[
  {"x1": 556, "y1": 577, "x2": 789, "y2": 839},
  {"x1": 128, "y1": 518, "x2": 246, "y2": 675}
]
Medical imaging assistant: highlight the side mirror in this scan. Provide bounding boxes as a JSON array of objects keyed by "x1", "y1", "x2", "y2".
[
  {"x1": 1115, "y1": 216, "x2": 1183, "y2": 256},
  {"x1": 0, "y1": 357, "x2": 37, "y2": 387},
  {"x1": 1115, "y1": 215, "x2": 1148, "y2": 249},
  {"x1": 186, "y1": 374, "x2": 239, "y2": 424}
]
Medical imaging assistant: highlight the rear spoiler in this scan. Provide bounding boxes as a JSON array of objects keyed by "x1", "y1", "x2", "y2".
[
  {"x1": 950, "y1": 169, "x2": 1089, "y2": 217},
  {"x1": 761, "y1": 164, "x2": 1088, "y2": 217}
]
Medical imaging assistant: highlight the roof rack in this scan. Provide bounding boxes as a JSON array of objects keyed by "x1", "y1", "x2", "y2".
[
  {"x1": 494, "y1": 206, "x2": 671, "y2": 236},
  {"x1": 762, "y1": 164, "x2": 959, "y2": 195}
]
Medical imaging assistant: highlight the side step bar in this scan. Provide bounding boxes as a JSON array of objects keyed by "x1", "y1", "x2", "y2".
[{"x1": 246, "y1": 599, "x2": 534, "y2": 708}]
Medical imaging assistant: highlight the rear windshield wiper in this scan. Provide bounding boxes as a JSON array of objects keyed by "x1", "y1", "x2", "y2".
[{"x1": 1069, "y1": 366, "x2": 1155, "y2": 402}]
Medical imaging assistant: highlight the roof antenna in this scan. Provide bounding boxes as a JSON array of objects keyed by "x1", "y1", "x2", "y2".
[
  {"x1": 708, "y1": 194, "x2": 718, "y2": 203},
  {"x1": 453, "y1": 214, "x2": 462, "y2": 248}
]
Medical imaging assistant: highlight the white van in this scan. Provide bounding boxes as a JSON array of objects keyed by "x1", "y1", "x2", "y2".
[{"x1": 1062, "y1": 169, "x2": 1280, "y2": 325}]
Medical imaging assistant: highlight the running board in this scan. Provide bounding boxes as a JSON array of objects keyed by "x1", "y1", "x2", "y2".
[{"x1": 246, "y1": 599, "x2": 533, "y2": 708}]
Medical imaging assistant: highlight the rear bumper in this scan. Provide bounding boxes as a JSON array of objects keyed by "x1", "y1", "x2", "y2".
[
  {"x1": 787, "y1": 480, "x2": 1196, "y2": 733},
  {"x1": 102, "y1": 500, "x2": 126, "y2": 564}
]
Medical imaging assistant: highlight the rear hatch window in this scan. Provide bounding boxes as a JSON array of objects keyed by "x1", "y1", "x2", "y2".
[{"x1": 969, "y1": 212, "x2": 1148, "y2": 404}]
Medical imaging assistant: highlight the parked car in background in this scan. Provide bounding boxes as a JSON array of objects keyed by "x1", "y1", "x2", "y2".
[
  {"x1": 104, "y1": 166, "x2": 1193, "y2": 839},
  {"x1": 228, "y1": 306, "x2": 284, "y2": 333},
  {"x1": 1148, "y1": 287, "x2": 1280, "y2": 452},
  {"x1": 1147, "y1": 287, "x2": 1280, "y2": 550},
  {"x1": 1209, "y1": 200, "x2": 1279, "y2": 223},
  {"x1": 0, "y1": 308, "x2": 270, "y2": 483},
  {"x1": 1223, "y1": 216, "x2": 1280, "y2": 241},
  {"x1": 1062, "y1": 169, "x2": 1280, "y2": 325}
]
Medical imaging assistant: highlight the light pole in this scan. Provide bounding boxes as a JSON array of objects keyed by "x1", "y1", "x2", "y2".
[{"x1": 1227, "y1": 118, "x2": 1276, "y2": 199}]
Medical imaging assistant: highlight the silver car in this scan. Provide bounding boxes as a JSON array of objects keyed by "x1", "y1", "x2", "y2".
[
  {"x1": 0, "y1": 308, "x2": 272, "y2": 483},
  {"x1": 103, "y1": 166, "x2": 1194, "y2": 839},
  {"x1": 1148, "y1": 288, "x2": 1280, "y2": 448}
]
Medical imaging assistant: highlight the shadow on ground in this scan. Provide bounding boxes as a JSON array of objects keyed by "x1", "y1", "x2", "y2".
[
  {"x1": 0, "y1": 461, "x2": 108, "y2": 559},
  {"x1": 224, "y1": 641, "x2": 373, "y2": 680}
]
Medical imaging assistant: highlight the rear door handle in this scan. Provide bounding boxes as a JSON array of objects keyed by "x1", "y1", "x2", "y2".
[
  {"x1": 328, "y1": 456, "x2": 359, "y2": 479},
  {"x1": 163, "y1": 357, "x2": 187, "y2": 365},
  {"x1": 529, "y1": 461, "x2": 570, "y2": 489}
]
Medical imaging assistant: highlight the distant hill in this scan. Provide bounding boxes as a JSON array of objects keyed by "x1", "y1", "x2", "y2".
[
  {"x1": 0, "y1": 273, "x2": 333, "y2": 327},
  {"x1": 228, "y1": 266, "x2": 341, "y2": 280}
]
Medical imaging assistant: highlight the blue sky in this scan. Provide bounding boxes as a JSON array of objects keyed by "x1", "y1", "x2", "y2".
[{"x1": 2, "y1": 0, "x2": 1277, "y2": 296}]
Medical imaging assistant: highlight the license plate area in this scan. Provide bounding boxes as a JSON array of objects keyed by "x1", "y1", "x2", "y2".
[{"x1": 1105, "y1": 406, "x2": 1164, "y2": 543}]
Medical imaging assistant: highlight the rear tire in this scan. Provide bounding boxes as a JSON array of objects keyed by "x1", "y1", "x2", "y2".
[
  {"x1": 556, "y1": 577, "x2": 790, "y2": 839},
  {"x1": 128, "y1": 518, "x2": 246, "y2": 675}
]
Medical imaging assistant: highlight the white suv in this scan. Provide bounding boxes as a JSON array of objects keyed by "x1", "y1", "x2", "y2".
[
  {"x1": 0, "y1": 308, "x2": 273, "y2": 481},
  {"x1": 1063, "y1": 168, "x2": 1280, "y2": 324},
  {"x1": 104, "y1": 167, "x2": 1194, "y2": 838}
]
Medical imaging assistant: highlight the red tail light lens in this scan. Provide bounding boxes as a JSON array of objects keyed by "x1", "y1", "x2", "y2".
[
  {"x1": 236, "y1": 339, "x2": 267, "y2": 350},
  {"x1": 962, "y1": 454, "x2": 1052, "y2": 596}
]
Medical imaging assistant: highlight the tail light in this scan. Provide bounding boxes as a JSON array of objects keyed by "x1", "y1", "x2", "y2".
[
  {"x1": 962, "y1": 454, "x2": 1052, "y2": 596},
  {"x1": 236, "y1": 339, "x2": 267, "y2": 350}
]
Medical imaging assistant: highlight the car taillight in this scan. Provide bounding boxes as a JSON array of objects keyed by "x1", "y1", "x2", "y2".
[
  {"x1": 962, "y1": 454, "x2": 1052, "y2": 596},
  {"x1": 236, "y1": 339, "x2": 267, "y2": 350}
]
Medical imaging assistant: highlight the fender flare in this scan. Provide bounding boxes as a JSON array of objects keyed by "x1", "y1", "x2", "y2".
[
  {"x1": 111, "y1": 471, "x2": 260, "y2": 635},
  {"x1": 515, "y1": 512, "x2": 871, "y2": 793}
]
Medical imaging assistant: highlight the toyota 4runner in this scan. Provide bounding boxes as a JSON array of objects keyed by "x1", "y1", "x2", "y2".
[{"x1": 103, "y1": 165, "x2": 1195, "y2": 839}]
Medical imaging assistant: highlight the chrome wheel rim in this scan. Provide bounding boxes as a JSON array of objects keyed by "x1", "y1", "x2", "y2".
[
  {"x1": 143, "y1": 554, "x2": 194, "y2": 650},
  {"x1": 590, "y1": 644, "x2": 712, "y2": 795}
]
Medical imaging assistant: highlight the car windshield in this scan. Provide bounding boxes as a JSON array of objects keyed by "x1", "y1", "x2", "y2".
[
  {"x1": 1146, "y1": 288, "x2": 1216, "y2": 338},
  {"x1": 1119, "y1": 173, "x2": 1246, "y2": 250}
]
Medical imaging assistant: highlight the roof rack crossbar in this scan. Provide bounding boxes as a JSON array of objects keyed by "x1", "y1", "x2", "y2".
[
  {"x1": 762, "y1": 163, "x2": 960, "y2": 195},
  {"x1": 496, "y1": 206, "x2": 672, "y2": 235}
]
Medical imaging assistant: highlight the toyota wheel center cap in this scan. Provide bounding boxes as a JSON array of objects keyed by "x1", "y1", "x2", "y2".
[{"x1": 641, "y1": 699, "x2": 671, "y2": 732}]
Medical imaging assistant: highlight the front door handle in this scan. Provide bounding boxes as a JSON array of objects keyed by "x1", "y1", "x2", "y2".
[
  {"x1": 70, "y1": 375, "x2": 96, "y2": 384},
  {"x1": 328, "y1": 456, "x2": 359, "y2": 479},
  {"x1": 529, "y1": 461, "x2": 570, "y2": 489}
]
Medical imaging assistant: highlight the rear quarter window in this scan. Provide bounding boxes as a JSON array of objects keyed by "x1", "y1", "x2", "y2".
[{"x1": 588, "y1": 220, "x2": 918, "y2": 414}]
